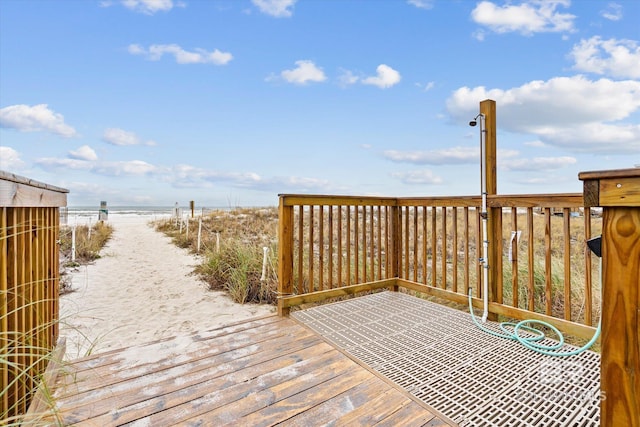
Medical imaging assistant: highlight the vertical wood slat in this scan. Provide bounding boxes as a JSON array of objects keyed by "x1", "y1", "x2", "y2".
[
  {"x1": 527, "y1": 208, "x2": 535, "y2": 312},
  {"x1": 376, "y1": 207, "x2": 382, "y2": 281},
  {"x1": 452, "y1": 208, "x2": 458, "y2": 293},
  {"x1": 346, "y1": 207, "x2": 351, "y2": 286},
  {"x1": 1, "y1": 207, "x2": 8, "y2": 415},
  {"x1": 354, "y1": 206, "x2": 359, "y2": 284},
  {"x1": 475, "y1": 208, "x2": 481, "y2": 298},
  {"x1": 403, "y1": 207, "x2": 409, "y2": 279},
  {"x1": 464, "y1": 207, "x2": 470, "y2": 295},
  {"x1": 369, "y1": 206, "x2": 374, "y2": 282},
  {"x1": 297, "y1": 206, "x2": 303, "y2": 295},
  {"x1": 412, "y1": 206, "x2": 418, "y2": 283},
  {"x1": 544, "y1": 207, "x2": 552, "y2": 316},
  {"x1": 422, "y1": 207, "x2": 428, "y2": 285},
  {"x1": 318, "y1": 206, "x2": 324, "y2": 292},
  {"x1": 328, "y1": 206, "x2": 333, "y2": 289},
  {"x1": 308, "y1": 205, "x2": 314, "y2": 292},
  {"x1": 584, "y1": 208, "x2": 593, "y2": 326},
  {"x1": 431, "y1": 207, "x2": 437, "y2": 288},
  {"x1": 511, "y1": 208, "x2": 519, "y2": 309},
  {"x1": 441, "y1": 207, "x2": 447, "y2": 290},
  {"x1": 337, "y1": 206, "x2": 342, "y2": 288},
  {"x1": 361, "y1": 206, "x2": 366, "y2": 283},
  {"x1": 563, "y1": 208, "x2": 572, "y2": 321}
]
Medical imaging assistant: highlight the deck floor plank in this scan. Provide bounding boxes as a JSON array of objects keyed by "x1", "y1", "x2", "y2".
[{"x1": 37, "y1": 315, "x2": 446, "y2": 426}]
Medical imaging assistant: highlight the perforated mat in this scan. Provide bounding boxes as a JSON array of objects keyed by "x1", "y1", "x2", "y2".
[{"x1": 291, "y1": 291, "x2": 601, "y2": 427}]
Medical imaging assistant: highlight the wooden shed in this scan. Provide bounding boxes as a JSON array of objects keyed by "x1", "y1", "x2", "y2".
[{"x1": 1, "y1": 171, "x2": 68, "y2": 420}]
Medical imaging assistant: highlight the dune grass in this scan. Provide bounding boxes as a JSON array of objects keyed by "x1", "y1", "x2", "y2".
[{"x1": 154, "y1": 208, "x2": 279, "y2": 305}]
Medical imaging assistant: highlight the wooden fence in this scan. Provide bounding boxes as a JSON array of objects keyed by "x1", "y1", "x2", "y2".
[
  {"x1": 277, "y1": 193, "x2": 601, "y2": 340},
  {"x1": 1, "y1": 171, "x2": 68, "y2": 420}
]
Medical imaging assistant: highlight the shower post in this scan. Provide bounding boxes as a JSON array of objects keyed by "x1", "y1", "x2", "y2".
[
  {"x1": 579, "y1": 168, "x2": 640, "y2": 427},
  {"x1": 480, "y1": 99, "x2": 500, "y2": 321}
]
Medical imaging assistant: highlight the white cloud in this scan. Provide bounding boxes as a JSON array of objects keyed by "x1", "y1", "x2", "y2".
[
  {"x1": 279, "y1": 60, "x2": 326, "y2": 85},
  {"x1": 252, "y1": 0, "x2": 296, "y2": 17},
  {"x1": 36, "y1": 157, "x2": 93, "y2": 171},
  {"x1": 338, "y1": 69, "x2": 360, "y2": 87},
  {"x1": 0, "y1": 146, "x2": 25, "y2": 170},
  {"x1": 407, "y1": 0, "x2": 434, "y2": 10},
  {"x1": 103, "y1": 128, "x2": 156, "y2": 146},
  {"x1": 362, "y1": 64, "x2": 401, "y2": 89},
  {"x1": 570, "y1": 36, "x2": 640, "y2": 79},
  {"x1": 94, "y1": 160, "x2": 157, "y2": 176},
  {"x1": 471, "y1": 0, "x2": 575, "y2": 36},
  {"x1": 128, "y1": 44, "x2": 233, "y2": 65},
  {"x1": 600, "y1": 2, "x2": 623, "y2": 21},
  {"x1": 385, "y1": 147, "x2": 479, "y2": 164},
  {"x1": 0, "y1": 104, "x2": 77, "y2": 137},
  {"x1": 69, "y1": 145, "x2": 98, "y2": 161},
  {"x1": 503, "y1": 156, "x2": 577, "y2": 171},
  {"x1": 391, "y1": 170, "x2": 443, "y2": 185},
  {"x1": 121, "y1": 0, "x2": 180, "y2": 15},
  {"x1": 416, "y1": 81, "x2": 435, "y2": 91},
  {"x1": 446, "y1": 75, "x2": 640, "y2": 153}
]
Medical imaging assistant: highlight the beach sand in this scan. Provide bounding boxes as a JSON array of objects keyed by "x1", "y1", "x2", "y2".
[{"x1": 59, "y1": 215, "x2": 275, "y2": 360}]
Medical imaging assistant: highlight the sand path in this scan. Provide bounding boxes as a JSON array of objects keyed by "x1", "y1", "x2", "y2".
[{"x1": 59, "y1": 215, "x2": 275, "y2": 360}]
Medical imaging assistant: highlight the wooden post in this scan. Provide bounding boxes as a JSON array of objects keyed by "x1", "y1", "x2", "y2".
[
  {"x1": 190, "y1": 200, "x2": 195, "y2": 218},
  {"x1": 579, "y1": 168, "x2": 640, "y2": 427},
  {"x1": 278, "y1": 196, "x2": 294, "y2": 316},
  {"x1": 481, "y1": 99, "x2": 500, "y2": 319}
]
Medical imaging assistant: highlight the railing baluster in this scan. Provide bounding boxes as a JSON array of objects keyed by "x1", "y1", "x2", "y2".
[
  {"x1": 464, "y1": 207, "x2": 470, "y2": 295},
  {"x1": 511, "y1": 207, "x2": 519, "y2": 308},
  {"x1": 584, "y1": 207, "x2": 592, "y2": 326},
  {"x1": 318, "y1": 205, "x2": 324, "y2": 292},
  {"x1": 431, "y1": 207, "x2": 437, "y2": 288},
  {"x1": 563, "y1": 208, "x2": 572, "y2": 320},
  {"x1": 347, "y1": 207, "x2": 352, "y2": 286},
  {"x1": 308, "y1": 205, "x2": 314, "y2": 292},
  {"x1": 422, "y1": 206, "x2": 428, "y2": 285},
  {"x1": 328, "y1": 206, "x2": 333, "y2": 289},
  {"x1": 544, "y1": 207, "x2": 552, "y2": 316},
  {"x1": 297, "y1": 205, "x2": 304, "y2": 295},
  {"x1": 441, "y1": 207, "x2": 447, "y2": 290},
  {"x1": 413, "y1": 206, "x2": 418, "y2": 282},
  {"x1": 337, "y1": 205, "x2": 342, "y2": 288},
  {"x1": 527, "y1": 207, "x2": 535, "y2": 312},
  {"x1": 452, "y1": 207, "x2": 458, "y2": 293}
]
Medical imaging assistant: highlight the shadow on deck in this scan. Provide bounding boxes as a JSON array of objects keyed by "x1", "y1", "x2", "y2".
[
  {"x1": 34, "y1": 311, "x2": 447, "y2": 426},
  {"x1": 35, "y1": 291, "x2": 600, "y2": 426}
]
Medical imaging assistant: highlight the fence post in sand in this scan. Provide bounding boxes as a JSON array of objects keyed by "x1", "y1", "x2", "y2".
[
  {"x1": 71, "y1": 226, "x2": 76, "y2": 262},
  {"x1": 190, "y1": 200, "x2": 195, "y2": 218},
  {"x1": 579, "y1": 167, "x2": 640, "y2": 427},
  {"x1": 186, "y1": 218, "x2": 189, "y2": 239},
  {"x1": 197, "y1": 217, "x2": 202, "y2": 253}
]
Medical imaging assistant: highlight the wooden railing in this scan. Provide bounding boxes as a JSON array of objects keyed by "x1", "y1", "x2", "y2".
[
  {"x1": 1, "y1": 172, "x2": 67, "y2": 420},
  {"x1": 277, "y1": 193, "x2": 601, "y2": 340}
]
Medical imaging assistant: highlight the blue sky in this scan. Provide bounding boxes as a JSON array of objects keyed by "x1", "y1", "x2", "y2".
[{"x1": 1, "y1": 0, "x2": 639, "y2": 207}]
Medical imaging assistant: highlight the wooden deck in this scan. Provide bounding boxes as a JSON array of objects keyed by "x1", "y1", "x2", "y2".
[{"x1": 31, "y1": 314, "x2": 450, "y2": 426}]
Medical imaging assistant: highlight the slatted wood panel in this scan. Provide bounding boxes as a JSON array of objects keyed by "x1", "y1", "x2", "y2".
[
  {"x1": 1, "y1": 206, "x2": 60, "y2": 420},
  {"x1": 33, "y1": 316, "x2": 448, "y2": 426}
]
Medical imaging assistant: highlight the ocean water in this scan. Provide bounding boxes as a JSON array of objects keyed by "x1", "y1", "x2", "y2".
[{"x1": 61, "y1": 205, "x2": 221, "y2": 226}]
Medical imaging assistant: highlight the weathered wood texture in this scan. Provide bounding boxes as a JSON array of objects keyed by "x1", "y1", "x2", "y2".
[
  {"x1": 580, "y1": 168, "x2": 640, "y2": 427},
  {"x1": 0, "y1": 171, "x2": 68, "y2": 207},
  {"x1": 1, "y1": 172, "x2": 67, "y2": 421},
  {"x1": 33, "y1": 316, "x2": 447, "y2": 426}
]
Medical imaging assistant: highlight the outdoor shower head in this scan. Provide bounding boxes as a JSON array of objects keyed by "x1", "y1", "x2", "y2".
[{"x1": 469, "y1": 113, "x2": 484, "y2": 127}]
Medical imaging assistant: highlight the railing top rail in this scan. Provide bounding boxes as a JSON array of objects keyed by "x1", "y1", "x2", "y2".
[{"x1": 279, "y1": 193, "x2": 584, "y2": 209}]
